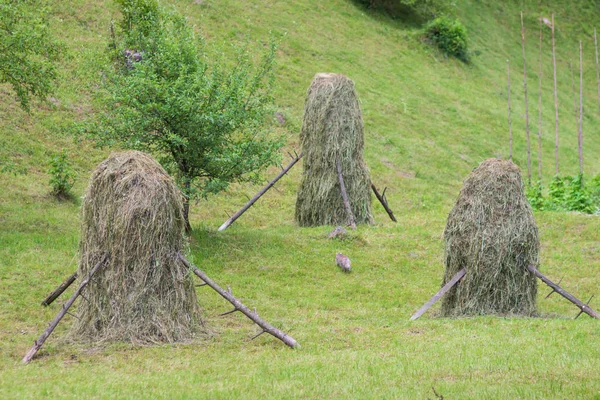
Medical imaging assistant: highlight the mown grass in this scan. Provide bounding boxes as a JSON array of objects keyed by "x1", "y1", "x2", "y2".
[{"x1": 1, "y1": 0, "x2": 600, "y2": 398}]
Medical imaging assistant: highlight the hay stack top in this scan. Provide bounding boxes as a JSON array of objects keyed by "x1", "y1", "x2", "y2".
[
  {"x1": 295, "y1": 73, "x2": 373, "y2": 227},
  {"x1": 73, "y1": 151, "x2": 202, "y2": 343},
  {"x1": 441, "y1": 158, "x2": 539, "y2": 317}
]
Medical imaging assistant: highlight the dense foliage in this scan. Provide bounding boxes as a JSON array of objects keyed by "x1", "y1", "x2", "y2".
[
  {"x1": 0, "y1": 0, "x2": 61, "y2": 110},
  {"x1": 85, "y1": 0, "x2": 283, "y2": 230},
  {"x1": 357, "y1": 0, "x2": 452, "y2": 19},
  {"x1": 527, "y1": 175, "x2": 600, "y2": 214},
  {"x1": 424, "y1": 16, "x2": 469, "y2": 62},
  {"x1": 48, "y1": 151, "x2": 75, "y2": 199}
]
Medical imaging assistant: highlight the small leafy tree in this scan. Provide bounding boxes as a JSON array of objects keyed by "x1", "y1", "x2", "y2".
[
  {"x1": 0, "y1": 0, "x2": 61, "y2": 111},
  {"x1": 85, "y1": 0, "x2": 283, "y2": 231},
  {"x1": 49, "y1": 151, "x2": 75, "y2": 199}
]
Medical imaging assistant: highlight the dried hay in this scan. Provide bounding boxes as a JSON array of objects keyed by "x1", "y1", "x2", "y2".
[
  {"x1": 72, "y1": 151, "x2": 203, "y2": 344},
  {"x1": 440, "y1": 158, "x2": 539, "y2": 317},
  {"x1": 295, "y1": 73, "x2": 373, "y2": 227}
]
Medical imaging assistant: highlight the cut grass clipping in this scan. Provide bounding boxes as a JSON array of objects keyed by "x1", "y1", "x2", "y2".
[
  {"x1": 295, "y1": 73, "x2": 373, "y2": 227},
  {"x1": 441, "y1": 158, "x2": 539, "y2": 317},
  {"x1": 72, "y1": 151, "x2": 204, "y2": 344}
]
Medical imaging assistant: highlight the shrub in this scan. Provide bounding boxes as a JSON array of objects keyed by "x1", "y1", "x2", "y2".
[
  {"x1": 49, "y1": 151, "x2": 75, "y2": 198},
  {"x1": 357, "y1": 0, "x2": 451, "y2": 20},
  {"x1": 526, "y1": 174, "x2": 597, "y2": 214},
  {"x1": 424, "y1": 16, "x2": 469, "y2": 62}
]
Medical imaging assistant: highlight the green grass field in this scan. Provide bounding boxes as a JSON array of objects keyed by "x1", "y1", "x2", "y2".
[{"x1": 1, "y1": 0, "x2": 600, "y2": 398}]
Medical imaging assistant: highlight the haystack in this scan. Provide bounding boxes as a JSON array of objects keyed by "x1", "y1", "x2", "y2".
[
  {"x1": 72, "y1": 151, "x2": 202, "y2": 343},
  {"x1": 440, "y1": 158, "x2": 539, "y2": 317},
  {"x1": 295, "y1": 73, "x2": 373, "y2": 227}
]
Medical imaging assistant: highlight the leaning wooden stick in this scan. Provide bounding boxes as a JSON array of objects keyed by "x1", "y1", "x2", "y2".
[
  {"x1": 179, "y1": 255, "x2": 299, "y2": 348},
  {"x1": 371, "y1": 183, "x2": 397, "y2": 222},
  {"x1": 527, "y1": 265, "x2": 600, "y2": 319},
  {"x1": 23, "y1": 254, "x2": 108, "y2": 364},
  {"x1": 336, "y1": 157, "x2": 357, "y2": 230},
  {"x1": 410, "y1": 268, "x2": 466, "y2": 321},
  {"x1": 41, "y1": 272, "x2": 78, "y2": 306},
  {"x1": 218, "y1": 152, "x2": 303, "y2": 232}
]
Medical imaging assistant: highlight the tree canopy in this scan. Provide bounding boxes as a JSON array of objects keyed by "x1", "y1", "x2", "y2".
[
  {"x1": 85, "y1": 0, "x2": 284, "y2": 231},
  {"x1": 0, "y1": 0, "x2": 60, "y2": 111}
]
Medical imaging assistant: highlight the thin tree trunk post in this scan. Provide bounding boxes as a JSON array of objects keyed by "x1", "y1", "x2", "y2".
[
  {"x1": 183, "y1": 179, "x2": 192, "y2": 234},
  {"x1": 570, "y1": 60, "x2": 577, "y2": 120},
  {"x1": 527, "y1": 265, "x2": 600, "y2": 319},
  {"x1": 537, "y1": 18, "x2": 543, "y2": 180},
  {"x1": 218, "y1": 152, "x2": 303, "y2": 232},
  {"x1": 579, "y1": 40, "x2": 584, "y2": 175},
  {"x1": 23, "y1": 255, "x2": 108, "y2": 364},
  {"x1": 41, "y1": 272, "x2": 78, "y2": 306},
  {"x1": 521, "y1": 12, "x2": 532, "y2": 184},
  {"x1": 371, "y1": 184, "x2": 397, "y2": 222},
  {"x1": 336, "y1": 156, "x2": 357, "y2": 230},
  {"x1": 508, "y1": 59, "x2": 513, "y2": 161},
  {"x1": 595, "y1": 28, "x2": 600, "y2": 115},
  {"x1": 178, "y1": 255, "x2": 299, "y2": 348},
  {"x1": 552, "y1": 13, "x2": 560, "y2": 175}
]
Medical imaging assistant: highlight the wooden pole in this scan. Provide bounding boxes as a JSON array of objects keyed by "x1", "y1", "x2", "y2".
[
  {"x1": 23, "y1": 255, "x2": 108, "y2": 364},
  {"x1": 410, "y1": 268, "x2": 466, "y2": 321},
  {"x1": 218, "y1": 152, "x2": 302, "y2": 231},
  {"x1": 527, "y1": 265, "x2": 599, "y2": 319},
  {"x1": 521, "y1": 12, "x2": 532, "y2": 184},
  {"x1": 179, "y1": 255, "x2": 299, "y2": 348},
  {"x1": 41, "y1": 272, "x2": 77, "y2": 306},
  {"x1": 579, "y1": 40, "x2": 584, "y2": 175},
  {"x1": 336, "y1": 156, "x2": 357, "y2": 230},
  {"x1": 552, "y1": 13, "x2": 560, "y2": 175},
  {"x1": 537, "y1": 18, "x2": 543, "y2": 181},
  {"x1": 371, "y1": 183, "x2": 397, "y2": 222},
  {"x1": 508, "y1": 59, "x2": 513, "y2": 161},
  {"x1": 595, "y1": 28, "x2": 600, "y2": 115}
]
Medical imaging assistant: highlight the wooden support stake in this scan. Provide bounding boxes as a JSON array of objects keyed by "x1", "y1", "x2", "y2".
[
  {"x1": 23, "y1": 254, "x2": 108, "y2": 364},
  {"x1": 551, "y1": 14, "x2": 560, "y2": 174},
  {"x1": 595, "y1": 28, "x2": 600, "y2": 115},
  {"x1": 579, "y1": 40, "x2": 584, "y2": 175},
  {"x1": 527, "y1": 265, "x2": 600, "y2": 319},
  {"x1": 218, "y1": 152, "x2": 302, "y2": 232},
  {"x1": 521, "y1": 12, "x2": 532, "y2": 184},
  {"x1": 179, "y1": 255, "x2": 299, "y2": 348},
  {"x1": 371, "y1": 183, "x2": 397, "y2": 222},
  {"x1": 336, "y1": 157, "x2": 357, "y2": 230},
  {"x1": 537, "y1": 18, "x2": 543, "y2": 180},
  {"x1": 410, "y1": 268, "x2": 466, "y2": 321},
  {"x1": 508, "y1": 59, "x2": 513, "y2": 161},
  {"x1": 41, "y1": 272, "x2": 78, "y2": 306}
]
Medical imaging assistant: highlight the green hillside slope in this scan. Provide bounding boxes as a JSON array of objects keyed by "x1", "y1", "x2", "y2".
[{"x1": 1, "y1": 0, "x2": 599, "y2": 398}]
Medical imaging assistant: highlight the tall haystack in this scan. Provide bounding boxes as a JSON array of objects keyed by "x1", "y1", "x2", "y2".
[
  {"x1": 295, "y1": 73, "x2": 373, "y2": 227},
  {"x1": 440, "y1": 158, "x2": 539, "y2": 317},
  {"x1": 72, "y1": 151, "x2": 202, "y2": 343}
]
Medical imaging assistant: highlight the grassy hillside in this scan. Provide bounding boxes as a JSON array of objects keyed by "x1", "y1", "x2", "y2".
[{"x1": 1, "y1": 0, "x2": 600, "y2": 398}]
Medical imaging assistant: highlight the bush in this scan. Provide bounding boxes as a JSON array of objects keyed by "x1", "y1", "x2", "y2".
[
  {"x1": 526, "y1": 174, "x2": 598, "y2": 214},
  {"x1": 424, "y1": 16, "x2": 469, "y2": 62},
  {"x1": 49, "y1": 151, "x2": 75, "y2": 198},
  {"x1": 356, "y1": 0, "x2": 451, "y2": 20}
]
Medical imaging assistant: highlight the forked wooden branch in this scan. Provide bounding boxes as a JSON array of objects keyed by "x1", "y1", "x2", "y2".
[
  {"x1": 527, "y1": 265, "x2": 599, "y2": 319},
  {"x1": 410, "y1": 268, "x2": 466, "y2": 321},
  {"x1": 41, "y1": 272, "x2": 78, "y2": 306},
  {"x1": 218, "y1": 152, "x2": 303, "y2": 232},
  {"x1": 336, "y1": 157, "x2": 356, "y2": 230},
  {"x1": 371, "y1": 183, "x2": 397, "y2": 222},
  {"x1": 23, "y1": 254, "x2": 108, "y2": 364},
  {"x1": 179, "y1": 255, "x2": 299, "y2": 348}
]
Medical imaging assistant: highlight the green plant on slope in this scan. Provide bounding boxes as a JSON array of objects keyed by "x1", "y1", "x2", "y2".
[
  {"x1": 528, "y1": 175, "x2": 597, "y2": 214},
  {"x1": 84, "y1": 0, "x2": 283, "y2": 232},
  {"x1": 0, "y1": 0, "x2": 61, "y2": 111},
  {"x1": 49, "y1": 151, "x2": 75, "y2": 199},
  {"x1": 424, "y1": 16, "x2": 469, "y2": 62},
  {"x1": 357, "y1": 0, "x2": 452, "y2": 19},
  {"x1": 526, "y1": 181, "x2": 544, "y2": 211}
]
